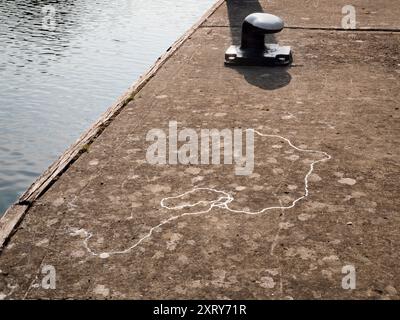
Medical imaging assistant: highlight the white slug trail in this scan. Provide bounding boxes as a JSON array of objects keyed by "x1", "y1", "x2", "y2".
[{"x1": 72, "y1": 130, "x2": 331, "y2": 258}]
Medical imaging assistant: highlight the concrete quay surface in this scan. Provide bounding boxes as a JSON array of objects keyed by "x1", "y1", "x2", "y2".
[{"x1": 0, "y1": 0, "x2": 399, "y2": 299}]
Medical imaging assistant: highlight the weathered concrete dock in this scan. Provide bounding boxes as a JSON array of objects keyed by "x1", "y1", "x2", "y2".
[{"x1": 0, "y1": 0, "x2": 399, "y2": 299}]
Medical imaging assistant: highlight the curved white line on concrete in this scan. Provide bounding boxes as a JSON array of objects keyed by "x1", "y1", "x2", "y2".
[{"x1": 71, "y1": 130, "x2": 331, "y2": 258}]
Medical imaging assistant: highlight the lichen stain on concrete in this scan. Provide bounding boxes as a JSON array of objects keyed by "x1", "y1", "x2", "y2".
[
  {"x1": 258, "y1": 276, "x2": 276, "y2": 289},
  {"x1": 93, "y1": 284, "x2": 110, "y2": 297},
  {"x1": 89, "y1": 159, "x2": 99, "y2": 166},
  {"x1": 338, "y1": 177, "x2": 357, "y2": 186}
]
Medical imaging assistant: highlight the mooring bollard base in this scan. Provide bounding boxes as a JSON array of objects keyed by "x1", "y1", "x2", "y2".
[
  {"x1": 224, "y1": 44, "x2": 292, "y2": 66},
  {"x1": 225, "y1": 12, "x2": 293, "y2": 66}
]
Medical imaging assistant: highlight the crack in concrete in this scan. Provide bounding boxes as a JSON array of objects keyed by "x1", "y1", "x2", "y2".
[{"x1": 70, "y1": 129, "x2": 332, "y2": 259}]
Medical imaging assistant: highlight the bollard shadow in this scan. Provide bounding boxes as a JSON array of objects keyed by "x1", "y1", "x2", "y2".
[
  {"x1": 225, "y1": 0, "x2": 292, "y2": 90},
  {"x1": 231, "y1": 65, "x2": 292, "y2": 90}
]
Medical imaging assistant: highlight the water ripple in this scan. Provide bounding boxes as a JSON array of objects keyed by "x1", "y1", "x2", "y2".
[{"x1": 0, "y1": 0, "x2": 217, "y2": 214}]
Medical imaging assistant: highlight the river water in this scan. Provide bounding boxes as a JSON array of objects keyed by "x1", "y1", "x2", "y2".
[{"x1": 0, "y1": 0, "x2": 216, "y2": 215}]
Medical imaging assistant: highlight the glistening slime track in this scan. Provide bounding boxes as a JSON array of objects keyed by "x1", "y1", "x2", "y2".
[{"x1": 70, "y1": 129, "x2": 332, "y2": 259}]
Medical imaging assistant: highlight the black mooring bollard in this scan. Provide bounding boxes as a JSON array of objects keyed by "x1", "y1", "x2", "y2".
[{"x1": 225, "y1": 13, "x2": 293, "y2": 66}]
